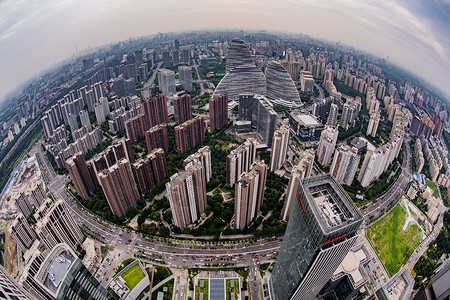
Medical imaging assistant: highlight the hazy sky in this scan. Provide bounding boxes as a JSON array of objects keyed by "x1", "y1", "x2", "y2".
[{"x1": 0, "y1": 0, "x2": 449, "y2": 103}]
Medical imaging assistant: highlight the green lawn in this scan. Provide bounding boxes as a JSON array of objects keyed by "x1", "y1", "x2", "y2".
[
  {"x1": 121, "y1": 264, "x2": 145, "y2": 290},
  {"x1": 367, "y1": 204, "x2": 422, "y2": 276},
  {"x1": 226, "y1": 279, "x2": 239, "y2": 300},
  {"x1": 152, "y1": 266, "x2": 173, "y2": 286},
  {"x1": 426, "y1": 179, "x2": 440, "y2": 198},
  {"x1": 151, "y1": 278, "x2": 174, "y2": 300},
  {"x1": 196, "y1": 279, "x2": 209, "y2": 300}
]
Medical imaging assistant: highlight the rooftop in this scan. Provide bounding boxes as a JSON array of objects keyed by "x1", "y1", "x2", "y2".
[{"x1": 290, "y1": 112, "x2": 321, "y2": 127}]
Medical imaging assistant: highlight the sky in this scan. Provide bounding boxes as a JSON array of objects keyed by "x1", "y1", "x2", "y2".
[{"x1": 0, "y1": 0, "x2": 449, "y2": 103}]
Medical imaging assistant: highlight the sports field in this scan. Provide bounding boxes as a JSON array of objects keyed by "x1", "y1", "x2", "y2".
[
  {"x1": 367, "y1": 204, "x2": 422, "y2": 276},
  {"x1": 122, "y1": 264, "x2": 145, "y2": 290}
]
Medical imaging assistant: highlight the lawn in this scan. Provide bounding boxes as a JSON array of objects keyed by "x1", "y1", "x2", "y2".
[
  {"x1": 196, "y1": 279, "x2": 209, "y2": 300},
  {"x1": 367, "y1": 204, "x2": 422, "y2": 276},
  {"x1": 226, "y1": 279, "x2": 239, "y2": 300},
  {"x1": 152, "y1": 266, "x2": 173, "y2": 286},
  {"x1": 426, "y1": 178, "x2": 440, "y2": 198},
  {"x1": 151, "y1": 278, "x2": 174, "y2": 300},
  {"x1": 121, "y1": 264, "x2": 145, "y2": 290}
]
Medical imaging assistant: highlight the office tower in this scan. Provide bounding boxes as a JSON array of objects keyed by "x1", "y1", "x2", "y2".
[
  {"x1": 172, "y1": 49, "x2": 180, "y2": 66},
  {"x1": 235, "y1": 161, "x2": 267, "y2": 230},
  {"x1": 213, "y1": 64, "x2": 266, "y2": 103},
  {"x1": 238, "y1": 94, "x2": 277, "y2": 146},
  {"x1": 162, "y1": 50, "x2": 171, "y2": 68},
  {"x1": 79, "y1": 110, "x2": 92, "y2": 131},
  {"x1": 340, "y1": 103, "x2": 350, "y2": 129},
  {"x1": 327, "y1": 104, "x2": 339, "y2": 126},
  {"x1": 158, "y1": 68, "x2": 176, "y2": 96},
  {"x1": 174, "y1": 117, "x2": 205, "y2": 154},
  {"x1": 282, "y1": 150, "x2": 315, "y2": 221},
  {"x1": 166, "y1": 162, "x2": 207, "y2": 229},
  {"x1": 174, "y1": 94, "x2": 192, "y2": 125},
  {"x1": 270, "y1": 125, "x2": 290, "y2": 171},
  {"x1": 174, "y1": 39, "x2": 180, "y2": 50},
  {"x1": 209, "y1": 94, "x2": 228, "y2": 131},
  {"x1": 67, "y1": 113, "x2": 79, "y2": 133},
  {"x1": 271, "y1": 174, "x2": 363, "y2": 300},
  {"x1": 145, "y1": 124, "x2": 169, "y2": 152},
  {"x1": 0, "y1": 264, "x2": 34, "y2": 299},
  {"x1": 366, "y1": 113, "x2": 380, "y2": 137},
  {"x1": 330, "y1": 145, "x2": 360, "y2": 186},
  {"x1": 225, "y1": 38, "x2": 254, "y2": 73},
  {"x1": 14, "y1": 182, "x2": 46, "y2": 218},
  {"x1": 10, "y1": 213, "x2": 37, "y2": 253},
  {"x1": 178, "y1": 66, "x2": 193, "y2": 91},
  {"x1": 317, "y1": 126, "x2": 339, "y2": 166},
  {"x1": 112, "y1": 76, "x2": 126, "y2": 98},
  {"x1": 265, "y1": 61, "x2": 301, "y2": 104},
  {"x1": 181, "y1": 49, "x2": 190, "y2": 65},
  {"x1": 135, "y1": 49, "x2": 143, "y2": 67},
  {"x1": 183, "y1": 146, "x2": 212, "y2": 182},
  {"x1": 97, "y1": 158, "x2": 140, "y2": 216},
  {"x1": 66, "y1": 153, "x2": 97, "y2": 199},
  {"x1": 226, "y1": 138, "x2": 257, "y2": 186},
  {"x1": 35, "y1": 200, "x2": 84, "y2": 251},
  {"x1": 32, "y1": 243, "x2": 114, "y2": 300},
  {"x1": 132, "y1": 148, "x2": 167, "y2": 194},
  {"x1": 94, "y1": 97, "x2": 110, "y2": 125},
  {"x1": 124, "y1": 78, "x2": 136, "y2": 96}
]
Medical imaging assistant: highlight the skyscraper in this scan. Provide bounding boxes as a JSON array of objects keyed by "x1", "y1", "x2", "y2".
[
  {"x1": 271, "y1": 174, "x2": 363, "y2": 300},
  {"x1": 330, "y1": 145, "x2": 360, "y2": 186},
  {"x1": 327, "y1": 104, "x2": 339, "y2": 126},
  {"x1": 265, "y1": 61, "x2": 301, "y2": 104},
  {"x1": 162, "y1": 51, "x2": 171, "y2": 68},
  {"x1": 226, "y1": 138, "x2": 257, "y2": 186},
  {"x1": 66, "y1": 152, "x2": 97, "y2": 199},
  {"x1": 282, "y1": 149, "x2": 315, "y2": 221},
  {"x1": 94, "y1": 97, "x2": 110, "y2": 125},
  {"x1": 270, "y1": 125, "x2": 290, "y2": 171},
  {"x1": 97, "y1": 158, "x2": 140, "y2": 216},
  {"x1": 317, "y1": 126, "x2": 339, "y2": 166},
  {"x1": 166, "y1": 162, "x2": 207, "y2": 229},
  {"x1": 178, "y1": 66, "x2": 193, "y2": 91},
  {"x1": 10, "y1": 213, "x2": 37, "y2": 253},
  {"x1": 184, "y1": 146, "x2": 212, "y2": 182},
  {"x1": 366, "y1": 112, "x2": 380, "y2": 137},
  {"x1": 174, "y1": 117, "x2": 205, "y2": 154},
  {"x1": 340, "y1": 103, "x2": 350, "y2": 129},
  {"x1": 209, "y1": 94, "x2": 228, "y2": 131},
  {"x1": 0, "y1": 264, "x2": 34, "y2": 299},
  {"x1": 145, "y1": 124, "x2": 169, "y2": 152},
  {"x1": 132, "y1": 148, "x2": 167, "y2": 194},
  {"x1": 173, "y1": 94, "x2": 192, "y2": 125},
  {"x1": 235, "y1": 161, "x2": 267, "y2": 230},
  {"x1": 172, "y1": 49, "x2": 180, "y2": 66},
  {"x1": 225, "y1": 38, "x2": 254, "y2": 73},
  {"x1": 158, "y1": 69, "x2": 176, "y2": 96},
  {"x1": 79, "y1": 110, "x2": 92, "y2": 131}
]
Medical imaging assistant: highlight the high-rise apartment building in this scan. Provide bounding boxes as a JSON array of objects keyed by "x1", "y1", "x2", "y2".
[
  {"x1": 0, "y1": 264, "x2": 34, "y2": 299},
  {"x1": 79, "y1": 110, "x2": 92, "y2": 131},
  {"x1": 174, "y1": 94, "x2": 192, "y2": 125},
  {"x1": 132, "y1": 148, "x2": 167, "y2": 195},
  {"x1": 174, "y1": 117, "x2": 205, "y2": 154},
  {"x1": 162, "y1": 51, "x2": 171, "y2": 68},
  {"x1": 10, "y1": 213, "x2": 37, "y2": 253},
  {"x1": 209, "y1": 94, "x2": 228, "y2": 131},
  {"x1": 366, "y1": 113, "x2": 380, "y2": 137},
  {"x1": 235, "y1": 161, "x2": 268, "y2": 230},
  {"x1": 97, "y1": 158, "x2": 140, "y2": 216},
  {"x1": 67, "y1": 113, "x2": 79, "y2": 133},
  {"x1": 35, "y1": 200, "x2": 84, "y2": 251},
  {"x1": 184, "y1": 146, "x2": 212, "y2": 182},
  {"x1": 158, "y1": 69, "x2": 176, "y2": 96},
  {"x1": 178, "y1": 66, "x2": 193, "y2": 91},
  {"x1": 340, "y1": 103, "x2": 350, "y2": 129},
  {"x1": 94, "y1": 97, "x2": 110, "y2": 125},
  {"x1": 172, "y1": 50, "x2": 180, "y2": 66},
  {"x1": 270, "y1": 125, "x2": 290, "y2": 171},
  {"x1": 330, "y1": 145, "x2": 360, "y2": 186},
  {"x1": 271, "y1": 174, "x2": 363, "y2": 300},
  {"x1": 145, "y1": 124, "x2": 169, "y2": 152},
  {"x1": 66, "y1": 152, "x2": 97, "y2": 199},
  {"x1": 282, "y1": 150, "x2": 315, "y2": 221},
  {"x1": 327, "y1": 104, "x2": 339, "y2": 126},
  {"x1": 14, "y1": 182, "x2": 46, "y2": 218},
  {"x1": 226, "y1": 138, "x2": 257, "y2": 186},
  {"x1": 166, "y1": 162, "x2": 207, "y2": 229},
  {"x1": 317, "y1": 126, "x2": 339, "y2": 166}
]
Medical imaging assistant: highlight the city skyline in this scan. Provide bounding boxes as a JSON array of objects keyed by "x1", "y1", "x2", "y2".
[{"x1": 0, "y1": 0, "x2": 449, "y2": 104}]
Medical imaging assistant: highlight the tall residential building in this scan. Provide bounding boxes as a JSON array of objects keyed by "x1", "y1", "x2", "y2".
[
  {"x1": 67, "y1": 113, "x2": 79, "y2": 133},
  {"x1": 300, "y1": 70, "x2": 314, "y2": 93},
  {"x1": 330, "y1": 145, "x2": 361, "y2": 186},
  {"x1": 132, "y1": 148, "x2": 167, "y2": 194},
  {"x1": 66, "y1": 152, "x2": 97, "y2": 199},
  {"x1": 317, "y1": 126, "x2": 339, "y2": 166},
  {"x1": 327, "y1": 104, "x2": 339, "y2": 126},
  {"x1": 35, "y1": 200, "x2": 84, "y2": 251},
  {"x1": 145, "y1": 124, "x2": 169, "y2": 152},
  {"x1": 158, "y1": 69, "x2": 176, "y2": 96},
  {"x1": 235, "y1": 161, "x2": 268, "y2": 230},
  {"x1": 174, "y1": 117, "x2": 205, "y2": 154},
  {"x1": 166, "y1": 162, "x2": 207, "y2": 229},
  {"x1": 97, "y1": 158, "x2": 140, "y2": 216},
  {"x1": 265, "y1": 61, "x2": 301, "y2": 104},
  {"x1": 271, "y1": 174, "x2": 363, "y2": 300},
  {"x1": 79, "y1": 110, "x2": 92, "y2": 131},
  {"x1": 174, "y1": 94, "x2": 192, "y2": 125},
  {"x1": 10, "y1": 213, "x2": 37, "y2": 253},
  {"x1": 226, "y1": 138, "x2": 257, "y2": 186},
  {"x1": 181, "y1": 49, "x2": 190, "y2": 65},
  {"x1": 14, "y1": 182, "x2": 46, "y2": 218},
  {"x1": 209, "y1": 94, "x2": 228, "y2": 131},
  {"x1": 340, "y1": 103, "x2": 350, "y2": 129},
  {"x1": 270, "y1": 125, "x2": 290, "y2": 171},
  {"x1": 33, "y1": 243, "x2": 113, "y2": 300},
  {"x1": 238, "y1": 94, "x2": 277, "y2": 146},
  {"x1": 225, "y1": 38, "x2": 254, "y2": 73},
  {"x1": 0, "y1": 264, "x2": 34, "y2": 299},
  {"x1": 282, "y1": 150, "x2": 315, "y2": 221},
  {"x1": 162, "y1": 51, "x2": 171, "y2": 68},
  {"x1": 94, "y1": 97, "x2": 110, "y2": 125},
  {"x1": 366, "y1": 113, "x2": 380, "y2": 137},
  {"x1": 178, "y1": 66, "x2": 193, "y2": 91},
  {"x1": 172, "y1": 50, "x2": 180, "y2": 66},
  {"x1": 184, "y1": 146, "x2": 212, "y2": 182}
]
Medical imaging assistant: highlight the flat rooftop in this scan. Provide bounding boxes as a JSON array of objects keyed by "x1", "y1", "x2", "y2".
[{"x1": 290, "y1": 112, "x2": 321, "y2": 127}]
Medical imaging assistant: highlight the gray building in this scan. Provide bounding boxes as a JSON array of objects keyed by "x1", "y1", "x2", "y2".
[
  {"x1": 158, "y1": 69, "x2": 176, "y2": 96},
  {"x1": 225, "y1": 38, "x2": 254, "y2": 73},
  {"x1": 271, "y1": 174, "x2": 363, "y2": 300},
  {"x1": 0, "y1": 264, "x2": 34, "y2": 299},
  {"x1": 265, "y1": 61, "x2": 301, "y2": 104},
  {"x1": 179, "y1": 66, "x2": 193, "y2": 91}
]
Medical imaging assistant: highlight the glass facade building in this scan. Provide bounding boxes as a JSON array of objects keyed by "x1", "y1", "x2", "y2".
[{"x1": 265, "y1": 61, "x2": 301, "y2": 104}]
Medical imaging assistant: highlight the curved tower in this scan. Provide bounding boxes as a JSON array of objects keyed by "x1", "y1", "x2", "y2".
[
  {"x1": 265, "y1": 61, "x2": 301, "y2": 104},
  {"x1": 226, "y1": 38, "x2": 254, "y2": 73},
  {"x1": 213, "y1": 64, "x2": 266, "y2": 103}
]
